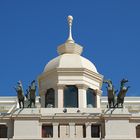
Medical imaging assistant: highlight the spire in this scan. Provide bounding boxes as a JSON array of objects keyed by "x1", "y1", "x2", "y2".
[
  {"x1": 57, "y1": 15, "x2": 83, "y2": 55},
  {"x1": 66, "y1": 15, "x2": 75, "y2": 43}
]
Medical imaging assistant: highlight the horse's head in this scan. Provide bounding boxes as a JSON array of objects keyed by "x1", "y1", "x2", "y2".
[
  {"x1": 121, "y1": 79, "x2": 128, "y2": 86},
  {"x1": 31, "y1": 80, "x2": 35, "y2": 85},
  {"x1": 103, "y1": 79, "x2": 112, "y2": 88},
  {"x1": 121, "y1": 78, "x2": 128, "y2": 83}
]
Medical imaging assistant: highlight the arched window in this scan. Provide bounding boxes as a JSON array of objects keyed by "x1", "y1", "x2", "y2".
[
  {"x1": 0, "y1": 125, "x2": 7, "y2": 138},
  {"x1": 45, "y1": 88, "x2": 55, "y2": 108},
  {"x1": 86, "y1": 88, "x2": 96, "y2": 108},
  {"x1": 136, "y1": 125, "x2": 140, "y2": 138},
  {"x1": 64, "y1": 85, "x2": 78, "y2": 108}
]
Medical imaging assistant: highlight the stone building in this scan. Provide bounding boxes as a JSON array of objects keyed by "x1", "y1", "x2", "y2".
[{"x1": 0, "y1": 16, "x2": 140, "y2": 140}]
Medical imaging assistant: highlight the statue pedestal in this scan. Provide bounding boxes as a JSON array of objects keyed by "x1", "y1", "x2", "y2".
[{"x1": 103, "y1": 108, "x2": 135, "y2": 140}]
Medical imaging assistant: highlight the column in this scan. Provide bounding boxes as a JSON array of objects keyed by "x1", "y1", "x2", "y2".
[
  {"x1": 95, "y1": 89, "x2": 102, "y2": 108},
  {"x1": 53, "y1": 123, "x2": 59, "y2": 138},
  {"x1": 86, "y1": 123, "x2": 91, "y2": 138},
  {"x1": 57, "y1": 84, "x2": 64, "y2": 108},
  {"x1": 69, "y1": 123, "x2": 75, "y2": 138},
  {"x1": 77, "y1": 84, "x2": 88, "y2": 108}
]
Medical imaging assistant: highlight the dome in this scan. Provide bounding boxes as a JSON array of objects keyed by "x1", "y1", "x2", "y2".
[
  {"x1": 43, "y1": 54, "x2": 98, "y2": 73},
  {"x1": 43, "y1": 15, "x2": 98, "y2": 74}
]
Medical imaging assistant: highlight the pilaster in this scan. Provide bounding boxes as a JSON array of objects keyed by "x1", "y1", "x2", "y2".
[
  {"x1": 85, "y1": 122, "x2": 91, "y2": 138},
  {"x1": 53, "y1": 123, "x2": 59, "y2": 138},
  {"x1": 69, "y1": 123, "x2": 75, "y2": 138}
]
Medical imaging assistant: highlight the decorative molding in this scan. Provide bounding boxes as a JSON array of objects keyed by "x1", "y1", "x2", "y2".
[
  {"x1": 57, "y1": 84, "x2": 65, "y2": 89},
  {"x1": 76, "y1": 84, "x2": 89, "y2": 90},
  {"x1": 95, "y1": 89, "x2": 103, "y2": 96}
]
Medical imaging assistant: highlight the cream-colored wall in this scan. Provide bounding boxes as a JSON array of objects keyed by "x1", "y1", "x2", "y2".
[
  {"x1": 1, "y1": 109, "x2": 140, "y2": 140},
  {"x1": 103, "y1": 109, "x2": 138, "y2": 139},
  {"x1": 13, "y1": 120, "x2": 41, "y2": 139},
  {"x1": 105, "y1": 119, "x2": 133, "y2": 139}
]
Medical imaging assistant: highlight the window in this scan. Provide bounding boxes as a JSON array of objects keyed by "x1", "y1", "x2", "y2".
[
  {"x1": 64, "y1": 85, "x2": 78, "y2": 108},
  {"x1": 136, "y1": 125, "x2": 140, "y2": 138},
  {"x1": 42, "y1": 124, "x2": 53, "y2": 138},
  {"x1": 0, "y1": 125, "x2": 7, "y2": 138},
  {"x1": 91, "y1": 124, "x2": 100, "y2": 138},
  {"x1": 45, "y1": 88, "x2": 55, "y2": 108},
  {"x1": 87, "y1": 88, "x2": 96, "y2": 108}
]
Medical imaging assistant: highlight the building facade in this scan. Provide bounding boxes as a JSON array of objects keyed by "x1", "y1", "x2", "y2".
[{"x1": 0, "y1": 16, "x2": 140, "y2": 140}]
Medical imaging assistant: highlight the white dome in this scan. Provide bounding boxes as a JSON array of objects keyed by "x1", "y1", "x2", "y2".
[{"x1": 44, "y1": 54, "x2": 98, "y2": 73}]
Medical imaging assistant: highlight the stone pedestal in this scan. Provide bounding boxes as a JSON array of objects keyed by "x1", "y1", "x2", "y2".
[{"x1": 104, "y1": 109, "x2": 134, "y2": 140}]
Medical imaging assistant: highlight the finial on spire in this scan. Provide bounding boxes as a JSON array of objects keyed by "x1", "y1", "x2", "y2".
[{"x1": 66, "y1": 15, "x2": 75, "y2": 43}]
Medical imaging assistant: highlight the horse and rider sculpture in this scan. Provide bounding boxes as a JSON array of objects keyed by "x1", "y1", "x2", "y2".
[
  {"x1": 104, "y1": 78, "x2": 130, "y2": 108},
  {"x1": 14, "y1": 80, "x2": 36, "y2": 108}
]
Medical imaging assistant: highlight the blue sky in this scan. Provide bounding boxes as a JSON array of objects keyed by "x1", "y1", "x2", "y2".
[{"x1": 0, "y1": 0, "x2": 140, "y2": 96}]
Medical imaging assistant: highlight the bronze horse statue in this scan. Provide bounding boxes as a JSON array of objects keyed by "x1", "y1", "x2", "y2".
[
  {"x1": 116, "y1": 78, "x2": 130, "y2": 108},
  {"x1": 14, "y1": 81, "x2": 25, "y2": 108},
  {"x1": 28, "y1": 80, "x2": 36, "y2": 108},
  {"x1": 103, "y1": 79, "x2": 117, "y2": 108}
]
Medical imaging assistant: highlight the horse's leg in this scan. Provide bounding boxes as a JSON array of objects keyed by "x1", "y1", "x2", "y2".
[
  {"x1": 107, "y1": 104, "x2": 108, "y2": 108},
  {"x1": 29, "y1": 100, "x2": 32, "y2": 108},
  {"x1": 111, "y1": 100, "x2": 114, "y2": 108},
  {"x1": 112, "y1": 101, "x2": 114, "y2": 108},
  {"x1": 33, "y1": 99, "x2": 35, "y2": 108},
  {"x1": 121, "y1": 101, "x2": 124, "y2": 108},
  {"x1": 27, "y1": 100, "x2": 30, "y2": 108},
  {"x1": 19, "y1": 100, "x2": 21, "y2": 108},
  {"x1": 109, "y1": 100, "x2": 112, "y2": 108},
  {"x1": 115, "y1": 102, "x2": 118, "y2": 108},
  {"x1": 31, "y1": 99, "x2": 34, "y2": 108},
  {"x1": 22, "y1": 100, "x2": 24, "y2": 108},
  {"x1": 110, "y1": 101, "x2": 112, "y2": 108}
]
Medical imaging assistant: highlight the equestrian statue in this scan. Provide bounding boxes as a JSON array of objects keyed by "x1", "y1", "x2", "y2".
[
  {"x1": 103, "y1": 79, "x2": 117, "y2": 108},
  {"x1": 28, "y1": 80, "x2": 37, "y2": 108},
  {"x1": 14, "y1": 81, "x2": 25, "y2": 108},
  {"x1": 116, "y1": 78, "x2": 130, "y2": 108},
  {"x1": 103, "y1": 78, "x2": 130, "y2": 108}
]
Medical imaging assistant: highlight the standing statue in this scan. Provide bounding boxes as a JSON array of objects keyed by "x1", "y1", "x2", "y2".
[
  {"x1": 103, "y1": 79, "x2": 117, "y2": 108},
  {"x1": 116, "y1": 78, "x2": 130, "y2": 108},
  {"x1": 14, "y1": 81, "x2": 25, "y2": 108},
  {"x1": 28, "y1": 80, "x2": 37, "y2": 108}
]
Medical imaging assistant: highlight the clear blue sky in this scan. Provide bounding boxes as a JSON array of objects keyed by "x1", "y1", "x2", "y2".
[{"x1": 0, "y1": 0, "x2": 140, "y2": 96}]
